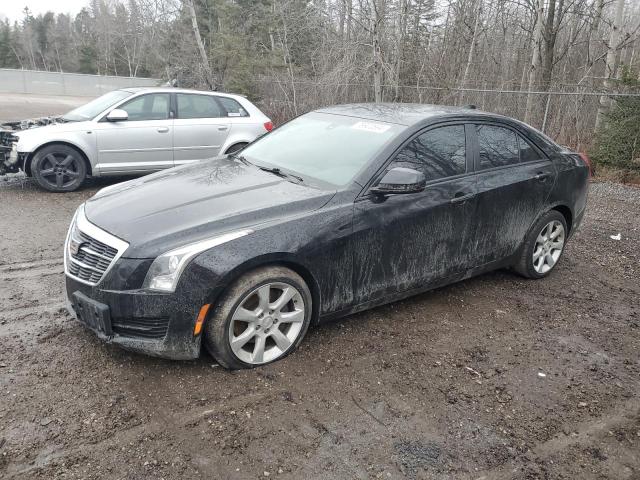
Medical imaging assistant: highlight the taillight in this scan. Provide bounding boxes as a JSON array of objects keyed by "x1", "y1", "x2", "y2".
[
  {"x1": 578, "y1": 152, "x2": 592, "y2": 176},
  {"x1": 264, "y1": 121, "x2": 273, "y2": 132}
]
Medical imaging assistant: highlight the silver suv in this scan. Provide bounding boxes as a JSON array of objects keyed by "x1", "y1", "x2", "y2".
[{"x1": 13, "y1": 88, "x2": 273, "y2": 191}]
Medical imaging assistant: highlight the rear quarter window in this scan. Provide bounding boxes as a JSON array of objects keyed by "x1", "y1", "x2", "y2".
[
  {"x1": 518, "y1": 135, "x2": 544, "y2": 162},
  {"x1": 218, "y1": 97, "x2": 249, "y2": 117}
]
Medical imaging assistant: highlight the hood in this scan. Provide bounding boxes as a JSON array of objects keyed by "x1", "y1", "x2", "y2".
[
  {"x1": 84, "y1": 157, "x2": 336, "y2": 258},
  {"x1": 14, "y1": 121, "x2": 92, "y2": 147},
  {"x1": 15, "y1": 120, "x2": 92, "y2": 137}
]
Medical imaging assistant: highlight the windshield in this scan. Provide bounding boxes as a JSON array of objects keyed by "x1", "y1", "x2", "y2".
[
  {"x1": 240, "y1": 112, "x2": 404, "y2": 187},
  {"x1": 63, "y1": 90, "x2": 132, "y2": 121}
]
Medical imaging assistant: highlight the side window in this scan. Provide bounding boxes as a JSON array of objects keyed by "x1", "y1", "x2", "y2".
[
  {"x1": 518, "y1": 134, "x2": 542, "y2": 162},
  {"x1": 177, "y1": 94, "x2": 223, "y2": 119},
  {"x1": 476, "y1": 125, "x2": 520, "y2": 169},
  {"x1": 119, "y1": 93, "x2": 170, "y2": 121},
  {"x1": 218, "y1": 97, "x2": 249, "y2": 117},
  {"x1": 390, "y1": 125, "x2": 466, "y2": 181}
]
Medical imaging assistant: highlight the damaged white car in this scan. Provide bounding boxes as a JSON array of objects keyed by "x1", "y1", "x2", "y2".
[{"x1": 3, "y1": 87, "x2": 273, "y2": 192}]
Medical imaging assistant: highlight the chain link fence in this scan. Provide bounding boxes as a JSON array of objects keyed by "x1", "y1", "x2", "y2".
[{"x1": 253, "y1": 79, "x2": 640, "y2": 150}]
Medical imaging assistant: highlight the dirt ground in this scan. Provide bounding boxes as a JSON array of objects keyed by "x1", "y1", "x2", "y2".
[{"x1": 0, "y1": 176, "x2": 639, "y2": 480}]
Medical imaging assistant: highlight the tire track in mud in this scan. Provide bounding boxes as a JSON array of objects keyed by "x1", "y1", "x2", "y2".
[
  {"x1": 3, "y1": 391, "x2": 273, "y2": 479},
  {"x1": 0, "y1": 258, "x2": 63, "y2": 271},
  {"x1": 0, "y1": 301, "x2": 66, "y2": 317},
  {"x1": 472, "y1": 397, "x2": 640, "y2": 479},
  {"x1": 1, "y1": 255, "x2": 66, "y2": 326},
  {"x1": 0, "y1": 258, "x2": 64, "y2": 281}
]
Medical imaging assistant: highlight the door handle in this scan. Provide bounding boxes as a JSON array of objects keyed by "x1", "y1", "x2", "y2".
[
  {"x1": 218, "y1": 126, "x2": 228, "y2": 131},
  {"x1": 450, "y1": 192, "x2": 475, "y2": 204},
  {"x1": 157, "y1": 127, "x2": 169, "y2": 133},
  {"x1": 534, "y1": 172, "x2": 550, "y2": 181}
]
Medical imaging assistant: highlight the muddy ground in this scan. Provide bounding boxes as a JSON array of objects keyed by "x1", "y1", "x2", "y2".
[{"x1": 0, "y1": 177, "x2": 638, "y2": 480}]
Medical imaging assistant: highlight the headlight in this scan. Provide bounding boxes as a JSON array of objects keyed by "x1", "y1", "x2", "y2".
[
  {"x1": 64, "y1": 204, "x2": 84, "y2": 265},
  {"x1": 8, "y1": 142, "x2": 18, "y2": 164},
  {"x1": 142, "y1": 229, "x2": 254, "y2": 293}
]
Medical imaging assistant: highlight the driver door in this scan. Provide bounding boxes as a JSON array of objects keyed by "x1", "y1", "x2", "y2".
[
  {"x1": 95, "y1": 92, "x2": 174, "y2": 174},
  {"x1": 351, "y1": 124, "x2": 477, "y2": 304}
]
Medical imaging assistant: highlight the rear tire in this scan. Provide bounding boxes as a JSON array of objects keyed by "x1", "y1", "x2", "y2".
[
  {"x1": 31, "y1": 144, "x2": 87, "y2": 192},
  {"x1": 204, "y1": 266, "x2": 312, "y2": 370},
  {"x1": 514, "y1": 210, "x2": 567, "y2": 279}
]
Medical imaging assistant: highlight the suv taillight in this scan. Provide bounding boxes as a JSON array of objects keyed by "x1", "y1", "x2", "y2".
[
  {"x1": 264, "y1": 121, "x2": 274, "y2": 132},
  {"x1": 578, "y1": 153, "x2": 592, "y2": 177}
]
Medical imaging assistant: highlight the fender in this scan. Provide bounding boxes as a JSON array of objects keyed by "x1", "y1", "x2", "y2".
[
  {"x1": 200, "y1": 252, "x2": 323, "y2": 325},
  {"x1": 220, "y1": 130, "x2": 268, "y2": 155},
  {"x1": 16, "y1": 124, "x2": 97, "y2": 175},
  {"x1": 22, "y1": 140, "x2": 94, "y2": 176}
]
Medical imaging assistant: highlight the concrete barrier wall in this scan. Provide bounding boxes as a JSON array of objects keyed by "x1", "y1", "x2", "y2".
[{"x1": 0, "y1": 69, "x2": 161, "y2": 96}]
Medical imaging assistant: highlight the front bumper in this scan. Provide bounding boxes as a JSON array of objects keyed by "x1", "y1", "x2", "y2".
[{"x1": 66, "y1": 275, "x2": 203, "y2": 360}]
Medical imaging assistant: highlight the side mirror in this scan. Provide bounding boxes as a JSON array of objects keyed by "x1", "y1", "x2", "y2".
[
  {"x1": 370, "y1": 167, "x2": 426, "y2": 195},
  {"x1": 106, "y1": 109, "x2": 128, "y2": 122}
]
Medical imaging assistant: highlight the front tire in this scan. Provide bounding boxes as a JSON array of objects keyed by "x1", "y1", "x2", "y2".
[
  {"x1": 31, "y1": 144, "x2": 87, "y2": 192},
  {"x1": 514, "y1": 210, "x2": 567, "y2": 279},
  {"x1": 204, "y1": 266, "x2": 312, "y2": 369}
]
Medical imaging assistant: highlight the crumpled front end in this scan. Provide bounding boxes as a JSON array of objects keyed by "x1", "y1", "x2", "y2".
[{"x1": 0, "y1": 129, "x2": 20, "y2": 175}]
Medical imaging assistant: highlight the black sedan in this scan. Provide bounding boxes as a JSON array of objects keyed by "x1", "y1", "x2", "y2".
[{"x1": 64, "y1": 104, "x2": 589, "y2": 369}]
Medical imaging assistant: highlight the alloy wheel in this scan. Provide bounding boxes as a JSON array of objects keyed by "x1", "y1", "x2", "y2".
[
  {"x1": 38, "y1": 152, "x2": 82, "y2": 189},
  {"x1": 228, "y1": 282, "x2": 305, "y2": 365},
  {"x1": 532, "y1": 220, "x2": 565, "y2": 274}
]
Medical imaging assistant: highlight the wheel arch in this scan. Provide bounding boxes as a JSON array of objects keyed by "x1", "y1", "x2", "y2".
[
  {"x1": 223, "y1": 141, "x2": 249, "y2": 155},
  {"x1": 206, "y1": 254, "x2": 322, "y2": 327},
  {"x1": 551, "y1": 204, "x2": 573, "y2": 235},
  {"x1": 25, "y1": 141, "x2": 92, "y2": 177}
]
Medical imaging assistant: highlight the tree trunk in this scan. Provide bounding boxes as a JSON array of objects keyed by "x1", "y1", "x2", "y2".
[
  {"x1": 459, "y1": 0, "x2": 482, "y2": 103},
  {"x1": 393, "y1": 0, "x2": 408, "y2": 101},
  {"x1": 186, "y1": 0, "x2": 215, "y2": 90},
  {"x1": 595, "y1": 0, "x2": 625, "y2": 131},
  {"x1": 372, "y1": 0, "x2": 384, "y2": 102},
  {"x1": 524, "y1": 0, "x2": 545, "y2": 125}
]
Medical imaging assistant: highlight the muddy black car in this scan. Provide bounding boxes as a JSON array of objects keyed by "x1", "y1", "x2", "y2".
[{"x1": 64, "y1": 104, "x2": 589, "y2": 369}]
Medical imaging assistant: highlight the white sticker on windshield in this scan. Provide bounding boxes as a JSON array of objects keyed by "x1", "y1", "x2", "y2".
[{"x1": 351, "y1": 121, "x2": 391, "y2": 133}]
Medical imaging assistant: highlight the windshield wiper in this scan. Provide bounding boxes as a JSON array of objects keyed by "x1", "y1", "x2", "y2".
[
  {"x1": 230, "y1": 154, "x2": 304, "y2": 184},
  {"x1": 255, "y1": 165, "x2": 304, "y2": 184},
  {"x1": 230, "y1": 153, "x2": 251, "y2": 165}
]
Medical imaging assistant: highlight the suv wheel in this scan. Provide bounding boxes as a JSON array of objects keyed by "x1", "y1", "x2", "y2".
[
  {"x1": 31, "y1": 144, "x2": 87, "y2": 192},
  {"x1": 204, "y1": 266, "x2": 312, "y2": 369}
]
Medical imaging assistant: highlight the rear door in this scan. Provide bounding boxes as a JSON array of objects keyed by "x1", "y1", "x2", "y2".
[
  {"x1": 471, "y1": 123, "x2": 556, "y2": 266},
  {"x1": 95, "y1": 92, "x2": 173, "y2": 174},
  {"x1": 173, "y1": 93, "x2": 231, "y2": 165}
]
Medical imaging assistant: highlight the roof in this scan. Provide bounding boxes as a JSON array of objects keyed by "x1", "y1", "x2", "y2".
[
  {"x1": 120, "y1": 86, "x2": 246, "y2": 99},
  {"x1": 316, "y1": 103, "x2": 497, "y2": 126}
]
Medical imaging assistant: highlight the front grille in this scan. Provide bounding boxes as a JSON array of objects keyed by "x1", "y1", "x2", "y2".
[
  {"x1": 64, "y1": 206, "x2": 129, "y2": 286},
  {"x1": 68, "y1": 261, "x2": 105, "y2": 284},
  {"x1": 69, "y1": 232, "x2": 118, "y2": 284},
  {"x1": 112, "y1": 317, "x2": 170, "y2": 339}
]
